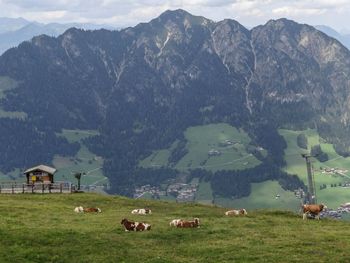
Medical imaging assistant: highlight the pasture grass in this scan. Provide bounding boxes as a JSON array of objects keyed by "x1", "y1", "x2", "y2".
[
  {"x1": 140, "y1": 123, "x2": 261, "y2": 172},
  {"x1": 0, "y1": 193, "x2": 350, "y2": 263},
  {"x1": 215, "y1": 180, "x2": 301, "y2": 211}
]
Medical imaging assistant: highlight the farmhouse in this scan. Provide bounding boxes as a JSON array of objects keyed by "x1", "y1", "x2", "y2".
[{"x1": 24, "y1": 164, "x2": 57, "y2": 184}]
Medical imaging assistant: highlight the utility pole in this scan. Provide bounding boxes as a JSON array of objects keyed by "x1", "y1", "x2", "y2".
[{"x1": 301, "y1": 154, "x2": 316, "y2": 204}]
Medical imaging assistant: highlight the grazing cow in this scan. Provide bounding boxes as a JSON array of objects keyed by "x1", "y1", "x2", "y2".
[
  {"x1": 176, "y1": 218, "x2": 200, "y2": 228},
  {"x1": 131, "y1": 208, "x2": 152, "y2": 215},
  {"x1": 169, "y1": 219, "x2": 183, "y2": 227},
  {"x1": 225, "y1": 209, "x2": 247, "y2": 216},
  {"x1": 302, "y1": 204, "x2": 327, "y2": 220},
  {"x1": 121, "y1": 218, "x2": 151, "y2": 232},
  {"x1": 74, "y1": 206, "x2": 101, "y2": 213}
]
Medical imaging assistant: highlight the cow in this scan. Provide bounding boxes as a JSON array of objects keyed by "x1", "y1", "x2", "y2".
[
  {"x1": 225, "y1": 209, "x2": 247, "y2": 216},
  {"x1": 169, "y1": 219, "x2": 183, "y2": 227},
  {"x1": 74, "y1": 206, "x2": 84, "y2": 213},
  {"x1": 302, "y1": 204, "x2": 327, "y2": 220},
  {"x1": 121, "y1": 218, "x2": 151, "y2": 232},
  {"x1": 176, "y1": 218, "x2": 200, "y2": 228},
  {"x1": 131, "y1": 208, "x2": 152, "y2": 215},
  {"x1": 83, "y1": 207, "x2": 101, "y2": 213},
  {"x1": 74, "y1": 206, "x2": 101, "y2": 213}
]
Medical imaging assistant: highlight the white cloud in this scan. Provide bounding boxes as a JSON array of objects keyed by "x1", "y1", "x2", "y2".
[
  {"x1": 0, "y1": 0, "x2": 349, "y2": 30},
  {"x1": 273, "y1": 6, "x2": 327, "y2": 17}
]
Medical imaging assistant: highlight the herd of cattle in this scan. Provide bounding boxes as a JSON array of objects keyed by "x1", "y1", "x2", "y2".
[{"x1": 73, "y1": 203, "x2": 327, "y2": 232}]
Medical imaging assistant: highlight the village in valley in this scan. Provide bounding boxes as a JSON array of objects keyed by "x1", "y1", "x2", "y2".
[{"x1": 134, "y1": 182, "x2": 198, "y2": 202}]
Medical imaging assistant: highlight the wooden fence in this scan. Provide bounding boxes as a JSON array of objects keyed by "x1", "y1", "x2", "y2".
[{"x1": 0, "y1": 182, "x2": 73, "y2": 194}]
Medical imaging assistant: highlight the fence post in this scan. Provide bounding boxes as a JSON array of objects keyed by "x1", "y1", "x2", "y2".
[
  {"x1": 22, "y1": 184, "x2": 25, "y2": 194},
  {"x1": 32, "y1": 184, "x2": 34, "y2": 194},
  {"x1": 0, "y1": 184, "x2": 2, "y2": 194},
  {"x1": 49, "y1": 184, "x2": 51, "y2": 194},
  {"x1": 42, "y1": 183, "x2": 44, "y2": 194},
  {"x1": 12, "y1": 184, "x2": 14, "y2": 194},
  {"x1": 60, "y1": 183, "x2": 63, "y2": 194}
]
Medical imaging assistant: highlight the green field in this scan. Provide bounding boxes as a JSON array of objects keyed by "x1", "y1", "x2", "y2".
[
  {"x1": 54, "y1": 129, "x2": 108, "y2": 187},
  {"x1": 0, "y1": 130, "x2": 107, "y2": 187},
  {"x1": 141, "y1": 123, "x2": 262, "y2": 172},
  {"x1": 215, "y1": 180, "x2": 301, "y2": 211},
  {"x1": 1, "y1": 193, "x2": 350, "y2": 262},
  {"x1": 279, "y1": 129, "x2": 350, "y2": 209},
  {"x1": 195, "y1": 181, "x2": 213, "y2": 205}
]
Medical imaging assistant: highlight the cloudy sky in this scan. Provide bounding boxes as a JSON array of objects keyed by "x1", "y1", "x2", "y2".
[{"x1": 1, "y1": 0, "x2": 350, "y2": 32}]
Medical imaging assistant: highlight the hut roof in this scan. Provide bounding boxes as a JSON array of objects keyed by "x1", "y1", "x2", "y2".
[{"x1": 24, "y1": 165, "x2": 57, "y2": 175}]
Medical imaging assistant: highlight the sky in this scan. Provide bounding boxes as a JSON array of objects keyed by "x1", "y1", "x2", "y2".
[{"x1": 1, "y1": 0, "x2": 350, "y2": 32}]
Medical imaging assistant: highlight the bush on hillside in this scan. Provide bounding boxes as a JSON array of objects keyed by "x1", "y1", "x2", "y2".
[
  {"x1": 310, "y1": 144, "x2": 328, "y2": 162},
  {"x1": 297, "y1": 133, "x2": 308, "y2": 149}
]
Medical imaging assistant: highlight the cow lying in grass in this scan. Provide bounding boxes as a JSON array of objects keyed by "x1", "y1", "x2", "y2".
[
  {"x1": 121, "y1": 218, "x2": 151, "y2": 231},
  {"x1": 176, "y1": 218, "x2": 200, "y2": 228},
  {"x1": 302, "y1": 204, "x2": 326, "y2": 220},
  {"x1": 225, "y1": 209, "x2": 247, "y2": 216},
  {"x1": 131, "y1": 208, "x2": 152, "y2": 215},
  {"x1": 74, "y1": 206, "x2": 101, "y2": 213},
  {"x1": 169, "y1": 219, "x2": 183, "y2": 227}
]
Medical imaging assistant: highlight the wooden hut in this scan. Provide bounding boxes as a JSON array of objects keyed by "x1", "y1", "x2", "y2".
[{"x1": 24, "y1": 165, "x2": 57, "y2": 184}]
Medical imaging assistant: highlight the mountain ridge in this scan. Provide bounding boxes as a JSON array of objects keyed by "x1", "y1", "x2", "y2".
[{"x1": 0, "y1": 9, "x2": 350, "y2": 198}]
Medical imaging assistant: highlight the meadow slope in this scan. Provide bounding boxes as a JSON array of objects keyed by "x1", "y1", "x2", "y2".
[{"x1": 0, "y1": 193, "x2": 350, "y2": 263}]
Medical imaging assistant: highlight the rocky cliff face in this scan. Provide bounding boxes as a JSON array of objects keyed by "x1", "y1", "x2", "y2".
[{"x1": 1, "y1": 9, "x2": 350, "y2": 194}]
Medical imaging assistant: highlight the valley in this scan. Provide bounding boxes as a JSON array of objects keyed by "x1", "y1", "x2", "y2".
[{"x1": 0, "y1": 9, "x2": 350, "y2": 208}]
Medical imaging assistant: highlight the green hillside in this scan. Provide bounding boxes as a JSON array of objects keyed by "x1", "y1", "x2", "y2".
[
  {"x1": 54, "y1": 129, "x2": 107, "y2": 187},
  {"x1": 140, "y1": 123, "x2": 262, "y2": 172},
  {"x1": 215, "y1": 180, "x2": 301, "y2": 211},
  {"x1": 0, "y1": 193, "x2": 350, "y2": 263},
  {"x1": 280, "y1": 129, "x2": 350, "y2": 208},
  {"x1": 0, "y1": 129, "x2": 108, "y2": 189}
]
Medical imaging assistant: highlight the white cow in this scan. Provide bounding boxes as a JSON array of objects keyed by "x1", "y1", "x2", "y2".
[
  {"x1": 131, "y1": 208, "x2": 152, "y2": 215},
  {"x1": 74, "y1": 206, "x2": 84, "y2": 213}
]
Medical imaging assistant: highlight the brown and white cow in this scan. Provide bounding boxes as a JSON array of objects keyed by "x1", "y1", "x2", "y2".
[
  {"x1": 74, "y1": 206, "x2": 101, "y2": 213},
  {"x1": 176, "y1": 218, "x2": 200, "y2": 228},
  {"x1": 131, "y1": 208, "x2": 152, "y2": 215},
  {"x1": 302, "y1": 204, "x2": 327, "y2": 220},
  {"x1": 83, "y1": 207, "x2": 101, "y2": 213},
  {"x1": 121, "y1": 218, "x2": 151, "y2": 232},
  {"x1": 225, "y1": 209, "x2": 247, "y2": 216},
  {"x1": 170, "y1": 219, "x2": 183, "y2": 227}
]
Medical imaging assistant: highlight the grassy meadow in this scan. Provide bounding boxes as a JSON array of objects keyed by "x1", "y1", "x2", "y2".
[
  {"x1": 0, "y1": 193, "x2": 350, "y2": 263},
  {"x1": 54, "y1": 129, "x2": 108, "y2": 187},
  {"x1": 140, "y1": 123, "x2": 262, "y2": 172},
  {"x1": 215, "y1": 180, "x2": 301, "y2": 211}
]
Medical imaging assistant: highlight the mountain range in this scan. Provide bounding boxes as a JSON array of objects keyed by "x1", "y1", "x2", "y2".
[
  {"x1": 1, "y1": 9, "x2": 350, "y2": 199},
  {"x1": 315, "y1": 25, "x2": 350, "y2": 50},
  {"x1": 0, "y1": 17, "x2": 113, "y2": 54}
]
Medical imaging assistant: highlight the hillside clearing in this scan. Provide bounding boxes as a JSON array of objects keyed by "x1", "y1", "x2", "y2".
[
  {"x1": 279, "y1": 129, "x2": 350, "y2": 209},
  {"x1": 140, "y1": 123, "x2": 261, "y2": 172},
  {"x1": 1, "y1": 193, "x2": 350, "y2": 262}
]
